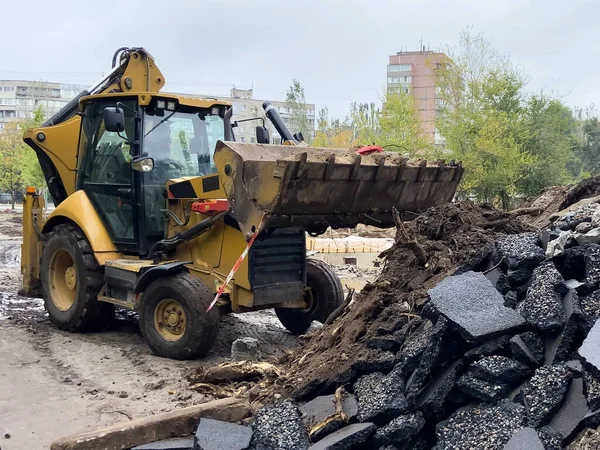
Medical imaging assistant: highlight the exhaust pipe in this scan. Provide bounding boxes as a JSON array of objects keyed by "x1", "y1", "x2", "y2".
[{"x1": 262, "y1": 102, "x2": 298, "y2": 144}]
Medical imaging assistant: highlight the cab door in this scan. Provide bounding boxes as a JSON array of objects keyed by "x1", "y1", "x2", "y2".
[{"x1": 76, "y1": 99, "x2": 141, "y2": 253}]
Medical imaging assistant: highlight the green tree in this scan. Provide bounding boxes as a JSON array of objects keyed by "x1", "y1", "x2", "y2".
[
  {"x1": 285, "y1": 79, "x2": 311, "y2": 143},
  {"x1": 0, "y1": 106, "x2": 46, "y2": 208},
  {"x1": 572, "y1": 108, "x2": 600, "y2": 176},
  {"x1": 519, "y1": 95, "x2": 579, "y2": 195},
  {"x1": 436, "y1": 30, "x2": 533, "y2": 208}
]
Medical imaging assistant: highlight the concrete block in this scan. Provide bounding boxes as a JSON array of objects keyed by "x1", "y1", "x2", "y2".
[
  {"x1": 503, "y1": 427, "x2": 544, "y2": 450},
  {"x1": 510, "y1": 332, "x2": 544, "y2": 367},
  {"x1": 231, "y1": 337, "x2": 261, "y2": 362},
  {"x1": 307, "y1": 423, "x2": 375, "y2": 450},
  {"x1": 435, "y1": 401, "x2": 525, "y2": 449},
  {"x1": 194, "y1": 418, "x2": 252, "y2": 450},
  {"x1": 373, "y1": 412, "x2": 425, "y2": 447},
  {"x1": 250, "y1": 399, "x2": 309, "y2": 450},
  {"x1": 132, "y1": 438, "x2": 194, "y2": 450},
  {"x1": 299, "y1": 393, "x2": 358, "y2": 442},
  {"x1": 579, "y1": 319, "x2": 600, "y2": 374},
  {"x1": 353, "y1": 369, "x2": 408, "y2": 425},
  {"x1": 469, "y1": 355, "x2": 531, "y2": 384},
  {"x1": 455, "y1": 372, "x2": 511, "y2": 403},
  {"x1": 497, "y1": 233, "x2": 545, "y2": 270},
  {"x1": 50, "y1": 398, "x2": 251, "y2": 450},
  {"x1": 428, "y1": 271, "x2": 526, "y2": 344},
  {"x1": 549, "y1": 378, "x2": 588, "y2": 443},
  {"x1": 518, "y1": 262, "x2": 567, "y2": 333},
  {"x1": 524, "y1": 364, "x2": 573, "y2": 427}
]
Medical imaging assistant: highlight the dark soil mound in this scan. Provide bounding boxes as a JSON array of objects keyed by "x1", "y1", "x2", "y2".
[
  {"x1": 262, "y1": 201, "x2": 534, "y2": 400},
  {"x1": 560, "y1": 176, "x2": 600, "y2": 210}
]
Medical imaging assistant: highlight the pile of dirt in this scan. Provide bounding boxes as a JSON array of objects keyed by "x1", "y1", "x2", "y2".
[
  {"x1": 561, "y1": 176, "x2": 600, "y2": 211},
  {"x1": 256, "y1": 201, "x2": 534, "y2": 400},
  {"x1": 522, "y1": 185, "x2": 570, "y2": 228}
]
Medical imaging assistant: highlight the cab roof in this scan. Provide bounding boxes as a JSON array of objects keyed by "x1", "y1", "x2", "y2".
[{"x1": 79, "y1": 92, "x2": 231, "y2": 109}]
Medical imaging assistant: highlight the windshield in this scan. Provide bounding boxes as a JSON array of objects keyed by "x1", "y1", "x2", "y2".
[{"x1": 143, "y1": 108, "x2": 224, "y2": 179}]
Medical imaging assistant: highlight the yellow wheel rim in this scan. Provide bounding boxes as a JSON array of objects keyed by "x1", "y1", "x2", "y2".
[
  {"x1": 154, "y1": 299, "x2": 186, "y2": 342},
  {"x1": 49, "y1": 249, "x2": 77, "y2": 311}
]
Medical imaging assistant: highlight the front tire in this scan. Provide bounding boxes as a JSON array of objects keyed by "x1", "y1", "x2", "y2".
[
  {"x1": 138, "y1": 272, "x2": 220, "y2": 360},
  {"x1": 41, "y1": 224, "x2": 111, "y2": 331},
  {"x1": 276, "y1": 259, "x2": 343, "y2": 334}
]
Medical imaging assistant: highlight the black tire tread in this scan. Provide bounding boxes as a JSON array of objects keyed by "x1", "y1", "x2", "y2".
[
  {"x1": 276, "y1": 259, "x2": 344, "y2": 334},
  {"x1": 139, "y1": 272, "x2": 220, "y2": 360},
  {"x1": 41, "y1": 223, "x2": 110, "y2": 331}
]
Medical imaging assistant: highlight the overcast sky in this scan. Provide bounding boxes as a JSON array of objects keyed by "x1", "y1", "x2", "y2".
[{"x1": 2, "y1": 0, "x2": 598, "y2": 119}]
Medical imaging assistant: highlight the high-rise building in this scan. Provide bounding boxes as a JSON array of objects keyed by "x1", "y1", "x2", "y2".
[
  {"x1": 0, "y1": 80, "x2": 87, "y2": 130},
  {"x1": 387, "y1": 50, "x2": 450, "y2": 146},
  {"x1": 194, "y1": 87, "x2": 315, "y2": 143}
]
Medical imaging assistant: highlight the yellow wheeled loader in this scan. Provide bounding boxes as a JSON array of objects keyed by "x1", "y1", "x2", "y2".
[{"x1": 20, "y1": 47, "x2": 463, "y2": 359}]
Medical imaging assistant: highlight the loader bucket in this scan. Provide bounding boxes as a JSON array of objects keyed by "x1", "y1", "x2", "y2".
[{"x1": 213, "y1": 141, "x2": 464, "y2": 238}]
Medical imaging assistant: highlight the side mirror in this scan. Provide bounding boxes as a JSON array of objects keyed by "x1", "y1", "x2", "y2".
[
  {"x1": 256, "y1": 126, "x2": 270, "y2": 144},
  {"x1": 103, "y1": 107, "x2": 125, "y2": 133},
  {"x1": 131, "y1": 156, "x2": 154, "y2": 172}
]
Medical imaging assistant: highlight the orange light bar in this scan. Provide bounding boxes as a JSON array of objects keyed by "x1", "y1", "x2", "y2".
[{"x1": 25, "y1": 186, "x2": 37, "y2": 195}]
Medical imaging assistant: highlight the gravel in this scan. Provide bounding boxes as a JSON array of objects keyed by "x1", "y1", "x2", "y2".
[
  {"x1": 434, "y1": 401, "x2": 526, "y2": 450},
  {"x1": 523, "y1": 364, "x2": 573, "y2": 427},
  {"x1": 583, "y1": 368, "x2": 600, "y2": 411},
  {"x1": 518, "y1": 262, "x2": 568, "y2": 333},
  {"x1": 250, "y1": 399, "x2": 309, "y2": 450}
]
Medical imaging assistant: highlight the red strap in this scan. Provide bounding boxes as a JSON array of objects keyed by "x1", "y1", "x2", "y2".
[{"x1": 356, "y1": 145, "x2": 384, "y2": 155}]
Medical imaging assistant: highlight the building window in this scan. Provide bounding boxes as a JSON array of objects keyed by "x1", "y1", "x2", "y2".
[
  {"x1": 0, "y1": 123, "x2": 4, "y2": 130},
  {"x1": 403, "y1": 76, "x2": 411, "y2": 82},
  {"x1": 272, "y1": 137, "x2": 280, "y2": 144},
  {"x1": 388, "y1": 64, "x2": 411, "y2": 72},
  {"x1": 240, "y1": 126, "x2": 246, "y2": 133},
  {"x1": 251, "y1": 137, "x2": 256, "y2": 143},
  {"x1": 242, "y1": 104, "x2": 247, "y2": 111},
  {"x1": 240, "y1": 137, "x2": 246, "y2": 142}
]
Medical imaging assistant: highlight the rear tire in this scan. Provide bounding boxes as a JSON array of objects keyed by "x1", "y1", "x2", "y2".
[
  {"x1": 41, "y1": 224, "x2": 111, "y2": 331},
  {"x1": 139, "y1": 272, "x2": 220, "y2": 360},
  {"x1": 276, "y1": 259, "x2": 343, "y2": 334}
]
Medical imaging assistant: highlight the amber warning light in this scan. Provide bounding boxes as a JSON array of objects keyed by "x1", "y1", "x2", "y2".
[{"x1": 26, "y1": 186, "x2": 37, "y2": 195}]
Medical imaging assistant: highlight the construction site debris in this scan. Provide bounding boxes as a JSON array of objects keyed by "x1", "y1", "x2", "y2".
[
  {"x1": 194, "y1": 418, "x2": 252, "y2": 450},
  {"x1": 578, "y1": 319, "x2": 600, "y2": 373},
  {"x1": 548, "y1": 378, "x2": 589, "y2": 443},
  {"x1": 307, "y1": 422, "x2": 376, "y2": 450},
  {"x1": 503, "y1": 427, "x2": 545, "y2": 450},
  {"x1": 299, "y1": 390, "x2": 357, "y2": 443},
  {"x1": 231, "y1": 337, "x2": 262, "y2": 362},
  {"x1": 523, "y1": 364, "x2": 573, "y2": 427},
  {"x1": 132, "y1": 438, "x2": 194, "y2": 450},
  {"x1": 428, "y1": 271, "x2": 526, "y2": 343},
  {"x1": 250, "y1": 399, "x2": 310, "y2": 450}
]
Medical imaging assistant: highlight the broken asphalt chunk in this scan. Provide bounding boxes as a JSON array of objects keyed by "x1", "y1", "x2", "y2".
[
  {"x1": 518, "y1": 262, "x2": 568, "y2": 333},
  {"x1": 250, "y1": 399, "x2": 309, "y2": 450},
  {"x1": 578, "y1": 319, "x2": 600, "y2": 375},
  {"x1": 307, "y1": 423, "x2": 375, "y2": 450},
  {"x1": 503, "y1": 427, "x2": 544, "y2": 450},
  {"x1": 231, "y1": 337, "x2": 261, "y2": 362},
  {"x1": 548, "y1": 378, "x2": 589, "y2": 443},
  {"x1": 544, "y1": 290, "x2": 584, "y2": 365},
  {"x1": 299, "y1": 392, "x2": 358, "y2": 443},
  {"x1": 133, "y1": 438, "x2": 194, "y2": 450},
  {"x1": 428, "y1": 271, "x2": 526, "y2": 344},
  {"x1": 523, "y1": 364, "x2": 573, "y2": 427},
  {"x1": 415, "y1": 360, "x2": 462, "y2": 420},
  {"x1": 497, "y1": 232, "x2": 545, "y2": 270},
  {"x1": 510, "y1": 332, "x2": 545, "y2": 367},
  {"x1": 372, "y1": 412, "x2": 425, "y2": 448},
  {"x1": 194, "y1": 418, "x2": 252, "y2": 450},
  {"x1": 455, "y1": 372, "x2": 512, "y2": 403},
  {"x1": 434, "y1": 401, "x2": 526, "y2": 449},
  {"x1": 583, "y1": 368, "x2": 600, "y2": 411},
  {"x1": 469, "y1": 355, "x2": 531, "y2": 384},
  {"x1": 353, "y1": 369, "x2": 408, "y2": 425}
]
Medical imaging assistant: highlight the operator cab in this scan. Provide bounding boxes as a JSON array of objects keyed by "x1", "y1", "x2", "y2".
[{"x1": 76, "y1": 94, "x2": 231, "y2": 255}]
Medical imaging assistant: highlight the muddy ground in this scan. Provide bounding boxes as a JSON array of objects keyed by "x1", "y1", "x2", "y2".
[{"x1": 0, "y1": 212, "x2": 305, "y2": 450}]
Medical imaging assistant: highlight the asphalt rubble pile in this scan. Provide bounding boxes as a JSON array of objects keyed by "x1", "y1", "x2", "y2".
[{"x1": 143, "y1": 197, "x2": 600, "y2": 449}]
